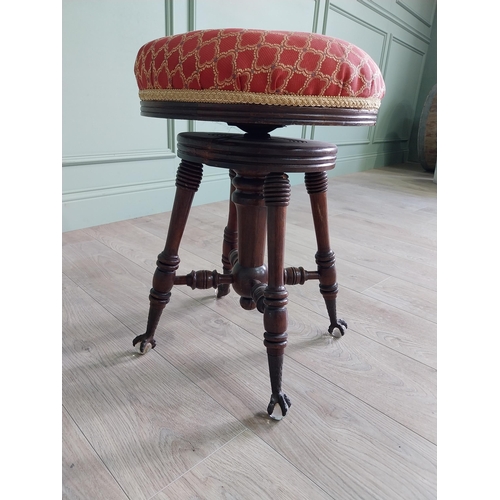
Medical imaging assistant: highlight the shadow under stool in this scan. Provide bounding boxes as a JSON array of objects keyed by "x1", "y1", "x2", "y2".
[{"x1": 132, "y1": 29, "x2": 386, "y2": 419}]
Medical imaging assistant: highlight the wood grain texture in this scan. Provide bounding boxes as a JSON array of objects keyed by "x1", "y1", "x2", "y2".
[
  {"x1": 191, "y1": 288, "x2": 437, "y2": 443},
  {"x1": 155, "y1": 430, "x2": 334, "y2": 499},
  {"x1": 363, "y1": 276, "x2": 437, "y2": 321},
  {"x1": 291, "y1": 284, "x2": 437, "y2": 368},
  {"x1": 148, "y1": 302, "x2": 436, "y2": 499},
  {"x1": 285, "y1": 222, "x2": 436, "y2": 291},
  {"x1": 75, "y1": 219, "x2": 436, "y2": 442},
  {"x1": 62, "y1": 274, "x2": 245, "y2": 500},
  {"x1": 62, "y1": 163, "x2": 437, "y2": 499},
  {"x1": 62, "y1": 407, "x2": 128, "y2": 500}
]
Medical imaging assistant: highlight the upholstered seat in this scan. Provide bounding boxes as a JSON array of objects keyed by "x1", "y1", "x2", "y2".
[
  {"x1": 135, "y1": 28, "x2": 385, "y2": 109},
  {"x1": 131, "y1": 28, "x2": 385, "y2": 420}
]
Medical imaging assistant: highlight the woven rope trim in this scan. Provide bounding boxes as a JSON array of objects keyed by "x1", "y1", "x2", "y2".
[{"x1": 138, "y1": 89, "x2": 381, "y2": 109}]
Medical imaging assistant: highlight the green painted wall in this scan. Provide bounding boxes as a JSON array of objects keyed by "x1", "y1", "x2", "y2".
[{"x1": 62, "y1": 0, "x2": 436, "y2": 231}]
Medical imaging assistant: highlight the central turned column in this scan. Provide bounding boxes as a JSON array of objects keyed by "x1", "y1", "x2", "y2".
[{"x1": 230, "y1": 172, "x2": 268, "y2": 311}]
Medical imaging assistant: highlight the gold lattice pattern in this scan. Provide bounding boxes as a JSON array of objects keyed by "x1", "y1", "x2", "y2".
[{"x1": 134, "y1": 29, "x2": 386, "y2": 109}]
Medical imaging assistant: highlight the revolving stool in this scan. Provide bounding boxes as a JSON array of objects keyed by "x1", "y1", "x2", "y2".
[{"x1": 133, "y1": 28, "x2": 386, "y2": 419}]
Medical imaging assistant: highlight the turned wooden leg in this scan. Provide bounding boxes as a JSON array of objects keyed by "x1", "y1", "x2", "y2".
[
  {"x1": 217, "y1": 170, "x2": 238, "y2": 298},
  {"x1": 304, "y1": 171, "x2": 347, "y2": 337},
  {"x1": 133, "y1": 160, "x2": 203, "y2": 353},
  {"x1": 263, "y1": 172, "x2": 291, "y2": 419},
  {"x1": 230, "y1": 173, "x2": 268, "y2": 310}
]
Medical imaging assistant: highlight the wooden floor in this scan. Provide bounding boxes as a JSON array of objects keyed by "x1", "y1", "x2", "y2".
[{"x1": 62, "y1": 162, "x2": 437, "y2": 500}]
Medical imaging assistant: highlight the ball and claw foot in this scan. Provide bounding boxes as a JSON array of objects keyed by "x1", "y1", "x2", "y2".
[
  {"x1": 267, "y1": 392, "x2": 292, "y2": 421},
  {"x1": 132, "y1": 334, "x2": 157, "y2": 354},
  {"x1": 328, "y1": 318, "x2": 348, "y2": 338}
]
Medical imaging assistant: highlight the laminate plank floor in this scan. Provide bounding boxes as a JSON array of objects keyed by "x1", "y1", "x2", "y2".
[{"x1": 62, "y1": 163, "x2": 437, "y2": 499}]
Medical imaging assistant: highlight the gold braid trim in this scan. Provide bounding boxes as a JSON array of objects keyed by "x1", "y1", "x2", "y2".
[{"x1": 138, "y1": 89, "x2": 381, "y2": 109}]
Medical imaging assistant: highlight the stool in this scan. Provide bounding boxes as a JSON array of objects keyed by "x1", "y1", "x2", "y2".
[{"x1": 133, "y1": 29, "x2": 385, "y2": 419}]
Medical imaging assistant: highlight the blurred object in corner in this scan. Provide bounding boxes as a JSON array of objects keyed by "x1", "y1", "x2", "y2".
[{"x1": 418, "y1": 84, "x2": 437, "y2": 173}]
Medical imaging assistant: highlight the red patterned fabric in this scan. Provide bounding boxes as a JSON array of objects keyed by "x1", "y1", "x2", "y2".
[{"x1": 134, "y1": 29, "x2": 385, "y2": 108}]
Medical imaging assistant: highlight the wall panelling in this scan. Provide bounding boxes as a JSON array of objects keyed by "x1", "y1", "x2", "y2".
[{"x1": 62, "y1": 0, "x2": 436, "y2": 231}]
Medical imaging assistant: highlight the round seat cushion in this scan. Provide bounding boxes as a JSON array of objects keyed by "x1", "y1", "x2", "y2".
[{"x1": 135, "y1": 28, "x2": 385, "y2": 109}]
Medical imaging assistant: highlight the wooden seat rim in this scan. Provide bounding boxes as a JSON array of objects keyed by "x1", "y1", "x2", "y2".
[
  {"x1": 176, "y1": 132, "x2": 338, "y2": 173},
  {"x1": 140, "y1": 101, "x2": 378, "y2": 128}
]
